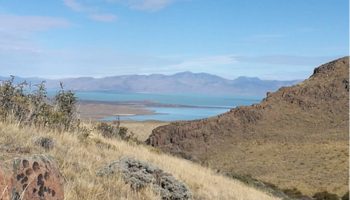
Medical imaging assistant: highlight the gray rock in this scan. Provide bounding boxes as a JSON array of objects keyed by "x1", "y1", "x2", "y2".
[{"x1": 97, "y1": 157, "x2": 192, "y2": 200}]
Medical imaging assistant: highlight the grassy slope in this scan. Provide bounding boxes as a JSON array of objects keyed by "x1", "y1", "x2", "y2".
[
  {"x1": 120, "y1": 121, "x2": 169, "y2": 142},
  {"x1": 0, "y1": 122, "x2": 280, "y2": 200}
]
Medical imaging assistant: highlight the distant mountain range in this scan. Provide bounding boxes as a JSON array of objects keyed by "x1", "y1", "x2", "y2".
[{"x1": 0, "y1": 72, "x2": 300, "y2": 96}]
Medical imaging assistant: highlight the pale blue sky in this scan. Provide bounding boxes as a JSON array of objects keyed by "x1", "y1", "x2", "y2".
[{"x1": 0, "y1": 0, "x2": 348, "y2": 80}]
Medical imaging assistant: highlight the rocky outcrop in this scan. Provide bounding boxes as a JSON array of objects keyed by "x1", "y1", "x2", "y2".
[
  {"x1": 97, "y1": 157, "x2": 191, "y2": 200},
  {"x1": 0, "y1": 155, "x2": 64, "y2": 200}
]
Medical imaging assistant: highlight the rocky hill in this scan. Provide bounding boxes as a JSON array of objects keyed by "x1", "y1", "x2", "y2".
[{"x1": 146, "y1": 57, "x2": 349, "y2": 196}]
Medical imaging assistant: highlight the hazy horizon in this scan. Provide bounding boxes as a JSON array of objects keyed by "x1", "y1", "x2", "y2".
[
  {"x1": 0, "y1": 70, "x2": 306, "y2": 81},
  {"x1": 0, "y1": 0, "x2": 348, "y2": 80}
]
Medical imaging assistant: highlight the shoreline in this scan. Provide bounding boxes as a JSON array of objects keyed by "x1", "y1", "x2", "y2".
[
  {"x1": 77, "y1": 101, "x2": 155, "y2": 121},
  {"x1": 77, "y1": 100, "x2": 232, "y2": 122},
  {"x1": 78, "y1": 100, "x2": 232, "y2": 109}
]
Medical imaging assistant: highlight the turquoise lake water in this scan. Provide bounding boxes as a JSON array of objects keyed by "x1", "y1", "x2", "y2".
[
  {"x1": 51, "y1": 91, "x2": 261, "y2": 121},
  {"x1": 103, "y1": 107, "x2": 232, "y2": 121}
]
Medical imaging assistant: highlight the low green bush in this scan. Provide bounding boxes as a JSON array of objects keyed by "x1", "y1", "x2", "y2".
[
  {"x1": 0, "y1": 78, "x2": 79, "y2": 131},
  {"x1": 95, "y1": 122, "x2": 129, "y2": 140},
  {"x1": 313, "y1": 191, "x2": 339, "y2": 200},
  {"x1": 282, "y1": 188, "x2": 311, "y2": 199}
]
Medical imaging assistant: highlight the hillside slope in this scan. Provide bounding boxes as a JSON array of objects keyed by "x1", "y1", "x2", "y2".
[
  {"x1": 146, "y1": 57, "x2": 349, "y2": 195},
  {"x1": 0, "y1": 122, "x2": 280, "y2": 200}
]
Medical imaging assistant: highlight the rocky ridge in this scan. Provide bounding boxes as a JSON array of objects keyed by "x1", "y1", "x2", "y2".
[{"x1": 146, "y1": 57, "x2": 349, "y2": 195}]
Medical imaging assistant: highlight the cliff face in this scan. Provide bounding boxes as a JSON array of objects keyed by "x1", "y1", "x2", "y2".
[{"x1": 146, "y1": 57, "x2": 349, "y2": 195}]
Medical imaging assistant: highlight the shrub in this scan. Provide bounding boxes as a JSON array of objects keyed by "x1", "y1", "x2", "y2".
[
  {"x1": 34, "y1": 136, "x2": 55, "y2": 151},
  {"x1": 313, "y1": 191, "x2": 339, "y2": 200},
  {"x1": 225, "y1": 172, "x2": 318, "y2": 200},
  {"x1": 225, "y1": 173, "x2": 290, "y2": 199},
  {"x1": 282, "y1": 188, "x2": 301, "y2": 197},
  {"x1": 27, "y1": 82, "x2": 49, "y2": 124},
  {"x1": 118, "y1": 127, "x2": 128, "y2": 138},
  {"x1": 95, "y1": 122, "x2": 128, "y2": 140},
  {"x1": 342, "y1": 192, "x2": 349, "y2": 200},
  {"x1": 0, "y1": 77, "x2": 79, "y2": 131},
  {"x1": 0, "y1": 77, "x2": 30, "y2": 121},
  {"x1": 282, "y1": 188, "x2": 311, "y2": 199},
  {"x1": 96, "y1": 122, "x2": 118, "y2": 138},
  {"x1": 54, "y1": 82, "x2": 77, "y2": 130}
]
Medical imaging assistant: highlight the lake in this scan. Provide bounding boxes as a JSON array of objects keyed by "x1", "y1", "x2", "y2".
[{"x1": 55, "y1": 91, "x2": 262, "y2": 121}]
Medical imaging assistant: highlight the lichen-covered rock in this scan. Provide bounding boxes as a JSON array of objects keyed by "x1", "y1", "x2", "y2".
[
  {"x1": 33, "y1": 137, "x2": 55, "y2": 151},
  {"x1": 97, "y1": 157, "x2": 191, "y2": 200},
  {"x1": 0, "y1": 155, "x2": 64, "y2": 200}
]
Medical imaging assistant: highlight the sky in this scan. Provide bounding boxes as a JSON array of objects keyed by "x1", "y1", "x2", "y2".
[{"x1": 0, "y1": 0, "x2": 348, "y2": 80}]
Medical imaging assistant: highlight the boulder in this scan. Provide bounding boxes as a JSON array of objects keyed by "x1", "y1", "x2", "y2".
[
  {"x1": 0, "y1": 155, "x2": 64, "y2": 200},
  {"x1": 97, "y1": 157, "x2": 191, "y2": 200}
]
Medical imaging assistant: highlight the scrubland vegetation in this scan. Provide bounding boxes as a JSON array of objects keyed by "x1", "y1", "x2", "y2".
[
  {"x1": 0, "y1": 78, "x2": 283, "y2": 199},
  {"x1": 0, "y1": 77, "x2": 348, "y2": 200},
  {"x1": 0, "y1": 77, "x2": 77, "y2": 131}
]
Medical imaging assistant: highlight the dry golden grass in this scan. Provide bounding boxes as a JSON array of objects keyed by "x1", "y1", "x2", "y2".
[
  {"x1": 209, "y1": 139, "x2": 349, "y2": 196},
  {"x1": 125, "y1": 120, "x2": 348, "y2": 197},
  {"x1": 120, "y1": 121, "x2": 168, "y2": 142},
  {"x1": 0, "y1": 122, "x2": 280, "y2": 200}
]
